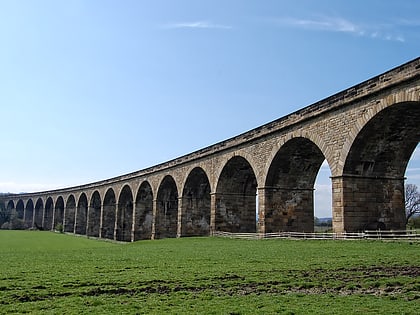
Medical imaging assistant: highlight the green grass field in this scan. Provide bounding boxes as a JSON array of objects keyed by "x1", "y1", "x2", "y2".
[{"x1": 0, "y1": 231, "x2": 419, "y2": 314}]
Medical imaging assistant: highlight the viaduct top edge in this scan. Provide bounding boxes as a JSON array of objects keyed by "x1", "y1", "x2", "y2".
[{"x1": 3, "y1": 57, "x2": 420, "y2": 199}]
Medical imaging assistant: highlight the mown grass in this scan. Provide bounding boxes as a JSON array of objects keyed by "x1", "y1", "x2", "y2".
[{"x1": 0, "y1": 230, "x2": 419, "y2": 314}]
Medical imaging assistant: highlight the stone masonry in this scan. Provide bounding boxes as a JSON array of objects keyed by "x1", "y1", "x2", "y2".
[{"x1": 1, "y1": 57, "x2": 420, "y2": 240}]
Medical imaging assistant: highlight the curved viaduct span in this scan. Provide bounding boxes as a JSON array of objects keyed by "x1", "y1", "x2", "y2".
[{"x1": 2, "y1": 58, "x2": 420, "y2": 241}]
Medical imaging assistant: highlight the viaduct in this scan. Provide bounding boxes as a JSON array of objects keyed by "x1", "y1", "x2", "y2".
[{"x1": 1, "y1": 58, "x2": 419, "y2": 241}]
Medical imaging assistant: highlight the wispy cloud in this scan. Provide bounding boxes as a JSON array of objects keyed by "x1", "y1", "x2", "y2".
[
  {"x1": 280, "y1": 16, "x2": 360, "y2": 34},
  {"x1": 163, "y1": 21, "x2": 232, "y2": 30},
  {"x1": 275, "y1": 16, "x2": 406, "y2": 42},
  {"x1": 396, "y1": 18, "x2": 420, "y2": 27}
]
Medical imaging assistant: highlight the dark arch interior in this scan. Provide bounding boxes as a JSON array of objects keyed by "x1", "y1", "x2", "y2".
[
  {"x1": 65, "y1": 195, "x2": 76, "y2": 233},
  {"x1": 116, "y1": 186, "x2": 133, "y2": 242},
  {"x1": 88, "y1": 191, "x2": 101, "y2": 237},
  {"x1": 134, "y1": 181, "x2": 153, "y2": 240},
  {"x1": 34, "y1": 198, "x2": 44, "y2": 229},
  {"x1": 266, "y1": 137, "x2": 325, "y2": 188},
  {"x1": 216, "y1": 156, "x2": 257, "y2": 233},
  {"x1": 7, "y1": 200, "x2": 14, "y2": 210},
  {"x1": 344, "y1": 102, "x2": 420, "y2": 177},
  {"x1": 182, "y1": 167, "x2": 211, "y2": 236},
  {"x1": 102, "y1": 189, "x2": 116, "y2": 240},
  {"x1": 54, "y1": 197, "x2": 64, "y2": 230},
  {"x1": 76, "y1": 194, "x2": 88, "y2": 235},
  {"x1": 264, "y1": 137, "x2": 325, "y2": 232},
  {"x1": 44, "y1": 197, "x2": 54, "y2": 231},
  {"x1": 156, "y1": 176, "x2": 178, "y2": 239},
  {"x1": 342, "y1": 102, "x2": 420, "y2": 231},
  {"x1": 25, "y1": 199, "x2": 34, "y2": 228},
  {"x1": 16, "y1": 200, "x2": 24, "y2": 220}
]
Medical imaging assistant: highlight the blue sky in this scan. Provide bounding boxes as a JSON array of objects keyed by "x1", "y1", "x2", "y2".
[{"x1": 1, "y1": 1, "x2": 419, "y2": 217}]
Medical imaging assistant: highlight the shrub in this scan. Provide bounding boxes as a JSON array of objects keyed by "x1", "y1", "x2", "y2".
[
  {"x1": 1, "y1": 218, "x2": 25, "y2": 230},
  {"x1": 55, "y1": 223, "x2": 64, "y2": 233}
]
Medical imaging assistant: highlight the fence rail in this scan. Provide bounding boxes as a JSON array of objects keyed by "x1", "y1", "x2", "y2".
[{"x1": 212, "y1": 230, "x2": 420, "y2": 241}]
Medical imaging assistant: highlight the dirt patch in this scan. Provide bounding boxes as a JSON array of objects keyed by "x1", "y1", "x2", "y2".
[{"x1": 4, "y1": 266, "x2": 419, "y2": 304}]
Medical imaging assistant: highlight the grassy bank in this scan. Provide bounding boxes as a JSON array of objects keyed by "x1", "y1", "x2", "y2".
[{"x1": 0, "y1": 230, "x2": 419, "y2": 314}]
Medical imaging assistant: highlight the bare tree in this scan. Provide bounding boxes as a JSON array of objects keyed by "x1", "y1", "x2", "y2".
[{"x1": 405, "y1": 184, "x2": 420, "y2": 225}]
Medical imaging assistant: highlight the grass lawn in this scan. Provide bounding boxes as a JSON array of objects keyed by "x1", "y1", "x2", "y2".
[{"x1": 0, "y1": 230, "x2": 419, "y2": 314}]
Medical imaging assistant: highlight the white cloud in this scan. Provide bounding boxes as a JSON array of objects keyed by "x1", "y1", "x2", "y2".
[
  {"x1": 163, "y1": 21, "x2": 232, "y2": 30},
  {"x1": 275, "y1": 15, "x2": 406, "y2": 42},
  {"x1": 281, "y1": 16, "x2": 359, "y2": 34},
  {"x1": 396, "y1": 18, "x2": 420, "y2": 27}
]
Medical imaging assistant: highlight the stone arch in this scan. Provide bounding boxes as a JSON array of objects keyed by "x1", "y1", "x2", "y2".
[
  {"x1": 75, "y1": 193, "x2": 88, "y2": 235},
  {"x1": 54, "y1": 196, "x2": 65, "y2": 230},
  {"x1": 16, "y1": 199, "x2": 24, "y2": 220},
  {"x1": 215, "y1": 156, "x2": 257, "y2": 233},
  {"x1": 134, "y1": 181, "x2": 153, "y2": 240},
  {"x1": 24, "y1": 199, "x2": 34, "y2": 228},
  {"x1": 263, "y1": 131, "x2": 333, "y2": 180},
  {"x1": 64, "y1": 195, "x2": 76, "y2": 233},
  {"x1": 44, "y1": 197, "x2": 54, "y2": 230},
  {"x1": 214, "y1": 152, "x2": 261, "y2": 189},
  {"x1": 337, "y1": 101, "x2": 420, "y2": 232},
  {"x1": 181, "y1": 167, "x2": 211, "y2": 236},
  {"x1": 262, "y1": 137, "x2": 326, "y2": 233},
  {"x1": 116, "y1": 185, "x2": 133, "y2": 241},
  {"x1": 339, "y1": 90, "x2": 420, "y2": 171},
  {"x1": 34, "y1": 198, "x2": 44, "y2": 229},
  {"x1": 155, "y1": 175, "x2": 178, "y2": 239},
  {"x1": 6, "y1": 200, "x2": 14, "y2": 212},
  {"x1": 87, "y1": 191, "x2": 101, "y2": 237},
  {"x1": 102, "y1": 188, "x2": 116, "y2": 240}
]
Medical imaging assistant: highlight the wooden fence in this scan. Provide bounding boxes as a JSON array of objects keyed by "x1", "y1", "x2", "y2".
[{"x1": 212, "y1": 230, "x2": 420, "y2": 241}]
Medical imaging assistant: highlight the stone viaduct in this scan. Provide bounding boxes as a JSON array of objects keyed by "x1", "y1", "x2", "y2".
[{"x1": 1, "y1": 58, "x2": 419, "y2": 241}]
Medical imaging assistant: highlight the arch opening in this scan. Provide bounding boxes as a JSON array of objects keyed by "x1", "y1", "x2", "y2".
[
  {"x1": 24, "y1": 199, "x2": 34, "y2": 229},
  {"x1": 156, "y1": 176, "x2": 178, "y2": 239},
  {"x1": 64, "y1": 195, "x2": 76, "y2": 233},
  {"x1": 75, "y1": 193, "x2": 88, "y2": 235},
  {"x1": 181, "y1": 167, "x2": 211, "y2": 236},
  {"x1": 88, "y1": 191, "x2": 101, "y2": 237},
  {"x1": 134, "y1": 181, "x2": 153, "y2": 240},
  {"x1": 405, "y1": 143, "x2": 420, "y2": 227},
  {"x1": 16, "y1": 200, "x2": 24, "y2": 220},
  {"x1": 216, "y1": 156, "x2": 257, "y2": 233},
  {"x1": 314, "y1": 160, "x2": 333, "y2": 232},
  {"x1": 6, "y1": 200, "x2": 14, "y2": 212},
  {"x1": 264, "y1": 137, "x2": 325, "y2": 233},
  {"x1": 102, "y1": 188, "x2": 116, "y2": 240},
  {"x1": 44, "y1": 197, "x2": 54, "y2": 230},
  {"x1": 34, "y1": 198, "x2": 44, "y2": 229},
  {"x1": 54, "y1": 197, "x2": 65, "y2": 231},
  {"x1": 340, "y1": 102, "x2": 420, "y2": 231},
  {"x1": 116, "y1": 185, "x2": 133, "y2": 242}
]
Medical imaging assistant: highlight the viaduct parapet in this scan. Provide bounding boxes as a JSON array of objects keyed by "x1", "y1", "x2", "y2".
[{"x1": 2, "y1": 57, "x2": 419, "y2": 241}]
